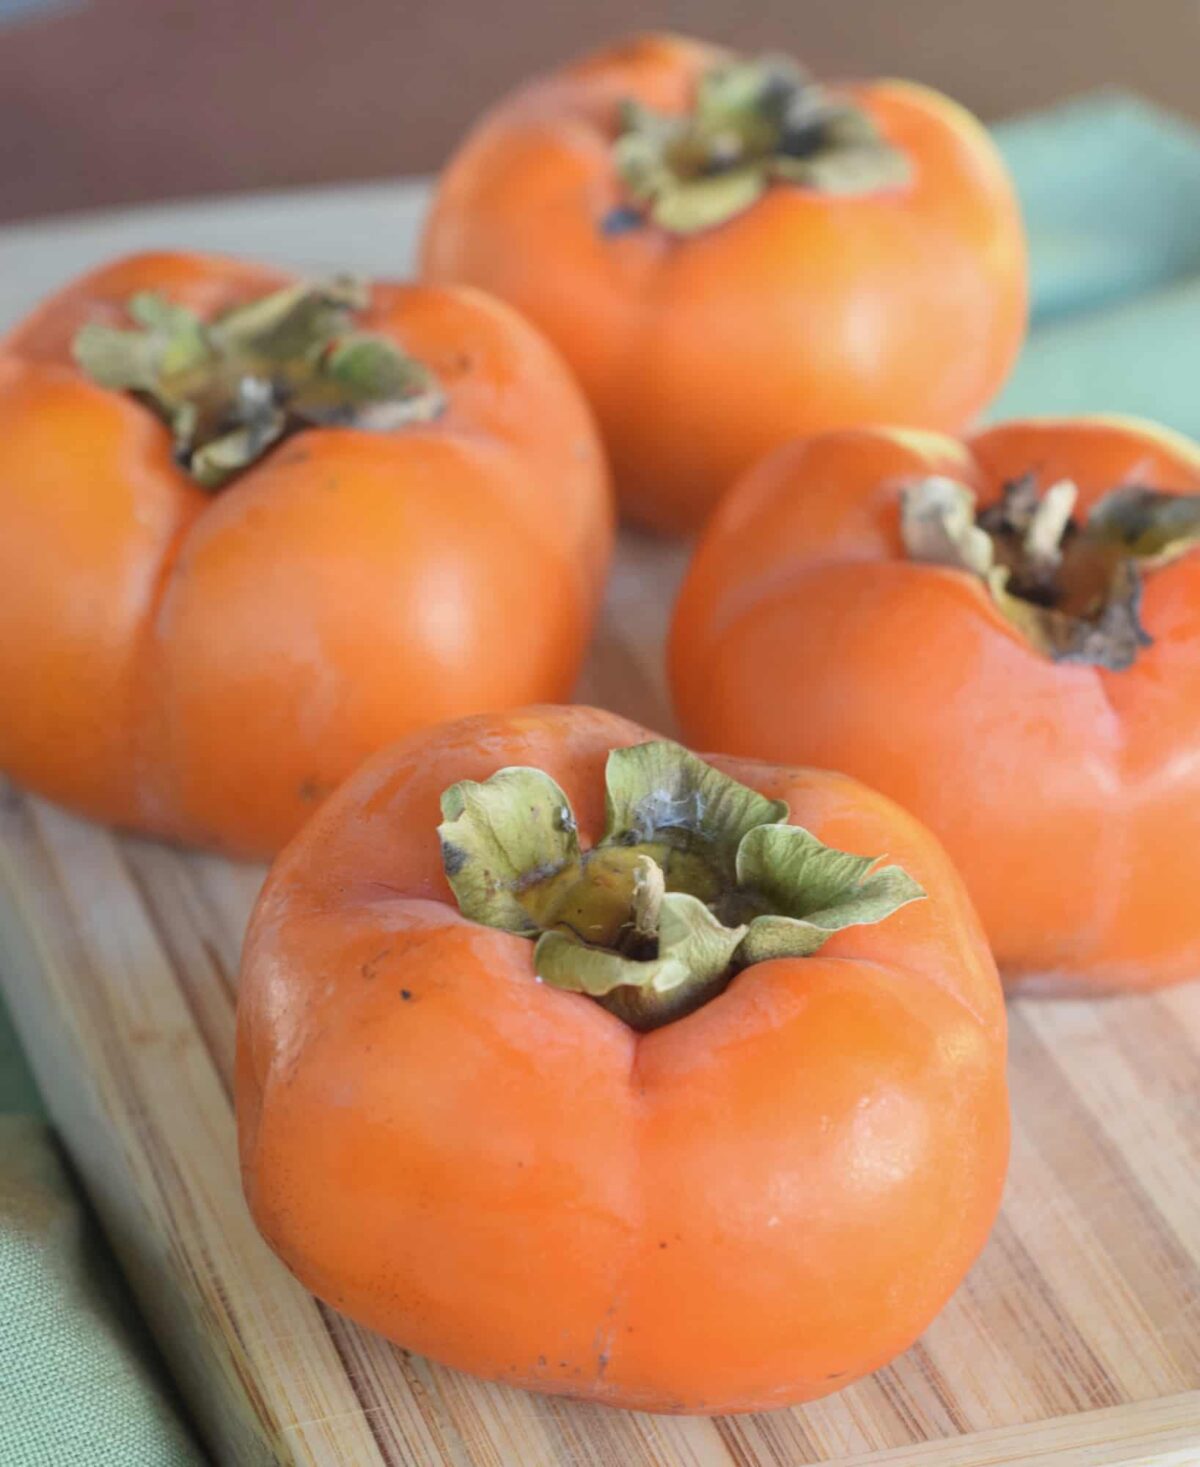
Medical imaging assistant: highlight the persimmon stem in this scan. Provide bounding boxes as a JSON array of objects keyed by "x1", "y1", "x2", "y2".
[
  {"x1": 610, "y1": 54, "x2": 910, "y2": 235},
  {"x1": 72, "y1": 279, "x2": 445, "y2": 489},
  {"x1": 438, "y1": 741, "x2": 924, "y2": 1032},
  {"x1": 902, "y1": 476, "x2": 1200, "y2": 670}
]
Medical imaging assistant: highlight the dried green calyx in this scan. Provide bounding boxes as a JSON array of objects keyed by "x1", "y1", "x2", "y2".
[
  {"x1": 438, "y1": 740, "x2": 924, "y2": 1032},
  {"x1": 902, "y1": 476, "x2": 1200, "y2": 670},
  {"x1": 72, "y1": 278, "x2": 445, "y2": 488},
  {"x1": 608, "y1": 53, "x2": 910, "y2": 236}
]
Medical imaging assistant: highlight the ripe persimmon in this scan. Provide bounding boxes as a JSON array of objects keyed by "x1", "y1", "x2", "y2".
[
  {"x1": 671, "y1": 417, "x2": 1200, "y2": 993},
  {"x1": 421, "y1": 33, "x2": 1027, "y2": 534},
  {"x1": 0, "y1": 252, "x2": 611, "y2": 856},
  {"x1": 237, "y1": 704, "x2": 1008, "y2": 1413}
]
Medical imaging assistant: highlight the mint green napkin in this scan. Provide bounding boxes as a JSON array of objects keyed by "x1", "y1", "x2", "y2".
[
  {"x1": 0, "y1": 992, "x2": 40, "y2": 1116},
  {"x1": 4, "y1": 89, "x2": 1200, "y2": 1464},
  {"x1": 991, "y1": 92, "x2": 1200, "y2": 430},
  {"x1": 0, "y1": 1116, "x2": 206, "y2": 1465},
  {"x1": 996, "y1": 91, "x2": 1200, "y2": 324}
]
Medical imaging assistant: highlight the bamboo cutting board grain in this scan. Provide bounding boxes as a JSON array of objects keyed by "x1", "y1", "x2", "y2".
[
  {"x1": 2, "y1": 531, "x2": 1200, "y2": 1466},
  {"x1": 1, "y1": 187, "x2": 1199, "y2": 1465}
]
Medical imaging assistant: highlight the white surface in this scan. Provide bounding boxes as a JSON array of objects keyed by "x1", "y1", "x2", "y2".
[{"x1": 0, "y1": 179, "x2": 432, "y2": 332}]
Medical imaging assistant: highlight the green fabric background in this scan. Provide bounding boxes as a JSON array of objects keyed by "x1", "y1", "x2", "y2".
[
  {"x1": 0, "y1": 1117, "x2": 207, "y2": 1465},
  {"x1": 3, "y1": 90, "x2": 1200, "y2": 1465}
]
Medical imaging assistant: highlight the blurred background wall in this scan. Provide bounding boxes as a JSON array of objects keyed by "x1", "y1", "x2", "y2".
[{"x1": 0, "y1": 0, "x2": 1194, "y2": 223}]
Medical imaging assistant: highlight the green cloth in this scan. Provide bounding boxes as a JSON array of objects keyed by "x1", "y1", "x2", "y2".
[
  {"x1": 997, "y1": 91, "x2": 1200, "y2": 325},
  {"x1": 0, "y1": 1117, "x2": 206, "y2": 1465},
  {"x1": 992, "y1": 92, "x2": 1200, "y2": 429},
  {"x1": 4, "y1": 89, "x2": 1200, "y2": 1463},
  {"x1": 0, "y1": 991, "x2": 41, "y2": 1116}
]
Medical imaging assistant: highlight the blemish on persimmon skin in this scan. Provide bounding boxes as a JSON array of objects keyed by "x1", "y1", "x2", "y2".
[{"x1": 360, "y1": 946, "x2": 393, "y2": 980}]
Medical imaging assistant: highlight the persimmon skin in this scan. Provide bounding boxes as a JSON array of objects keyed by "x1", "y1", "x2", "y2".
[
  {"x1": 236, "y1": 705, "x2": 1008, "y2": 1414},
  {"x1": 670, "y1": 417, "x2": 1200, "y2": 995},
  {"x1": 0, "y1": 253, "x2": 612, "y2": 857},
  {"x1": 420, "y1": 33, "x2": 1027, "y2": 535}
]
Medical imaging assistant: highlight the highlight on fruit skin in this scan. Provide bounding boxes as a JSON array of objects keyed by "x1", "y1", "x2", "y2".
[
  {"x1": 669, "y1": 415, "x2": 1200, "y2": 994},
  {"x1": 421, "y1": 31, "x2": 1028, "y2": 535},
  {"x1": 0, "y1": 250, "x2": 612, "y2": 858},
  {"x1": 237, "y1": 704, "x2": 1008, "y2": 1414}
]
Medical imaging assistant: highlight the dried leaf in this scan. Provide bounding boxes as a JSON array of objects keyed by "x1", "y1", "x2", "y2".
[
  {"x1": 1084, "y1": 485, "x2": 1200, "y2": 566},
  {"x1": 901, "y1": 477, "x2": 995, "y2": 578},
  {"x1": 902, "y1": 474, "x2": 1163, "y2": 670}
]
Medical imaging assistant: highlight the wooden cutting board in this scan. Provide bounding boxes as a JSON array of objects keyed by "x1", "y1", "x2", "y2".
[{"x1": 2, "y1": 529, "x2": 1199, "y2": 1467}]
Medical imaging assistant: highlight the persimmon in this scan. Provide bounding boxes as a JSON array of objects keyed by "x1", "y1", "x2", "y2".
[
  {"x1": 421, "y1": 32, "x2": 1027, "y2": 535},
  {"x1": 237, "y1": 704, "x2": 1008, "y2": 1413},
  {"x1": 0, "y1": 251, "x2": 611, "y2": 857},
  {"x1": 670, "y1": 416, "x2": 1200, "y2": 994}
]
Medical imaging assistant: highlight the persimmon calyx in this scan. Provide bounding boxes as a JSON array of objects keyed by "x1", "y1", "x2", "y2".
[
  {"x1": 438, "y1": 740, "x2": 924, "y2": 1032},
  {"x1": 609, "y1": 54, "x2": 910, "y2": 236},
  {"x1": 72, "y1": 279, "x2": 446, "y2": 488},
  {"x1": 902, "y1": 476, "x2": 1200, "y2": 670}
]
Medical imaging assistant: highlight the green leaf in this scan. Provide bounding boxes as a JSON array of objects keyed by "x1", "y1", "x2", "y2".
[
  {"x1": 439, "y1": 742, "x2": 927, "y2": 1031},
  {"x1": 438, "y1": 767, "x2": 582, "y2": 936},
  {"x1": 1085, "y1": 486, "x2": 1200, "y2": 566},
  {"x1": 654, "y1": 891, "x2": 747, "y2": 992},
  {"x1": 72, "y1": 277, "x2": 445, "y2": 490},
  {"x1": 650, "y1": 167, "x2": 769, "y2": 235},
  {"x1": 735, "y1": 823, "x2": 925, "y2": 964},
  {"x1": 772, "y1": 143, "x2": 912, "y2": 194},
  {"x1": 536, "y1": 888, "x2": 745, "y2": 997},
  {"x1": 601, "y1": 740, "x2": 787, "y2": 878},
  {"x1": 210, "y1": 278, "x2": 366, "y2": 361},
  {"x1": 695, "y1": 57, "x2": 773, "y2": 126},
  {"x1": 85, "y1": 294, "x2": 211, "y2": 385},
  {"x1": 609, "y1": 53, "x2": 911, "y2": 236},
  {"x1": 127, "y1": 292, "x2": 202, "y2": 334},
  {"x1": 72, "y1": 324, "x2": 162, "y2": 392},
  {"x1": 901, "y1": 474, "x2": 1159, "y2": 671},
  {"x1": 736, "y1": 821, "x2": 874, "y2": 911},
  {"x1": 188, "y1": 407, "x2": 289, "y2": 490},
  {"x1": 324, "y1": 335, "x2": 414, "y2": 399},
  {"x1": 302, "y1": 335, "x2": 446, "y2": 430}
]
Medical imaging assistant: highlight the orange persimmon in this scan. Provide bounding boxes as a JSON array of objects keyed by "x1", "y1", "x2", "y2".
[
  {"x1": 671, "y1": 417, "x2": 1200, "y2": 994},
  {"x1": 0, "y1": 251, "x2": 611, "y2": 857},
  {"x1": 237, "y1": 704, "x2": 1008, "y2": 1413},
  {"x1": 421, "y1": 33, "x2": 1027, "y2": 535}
]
